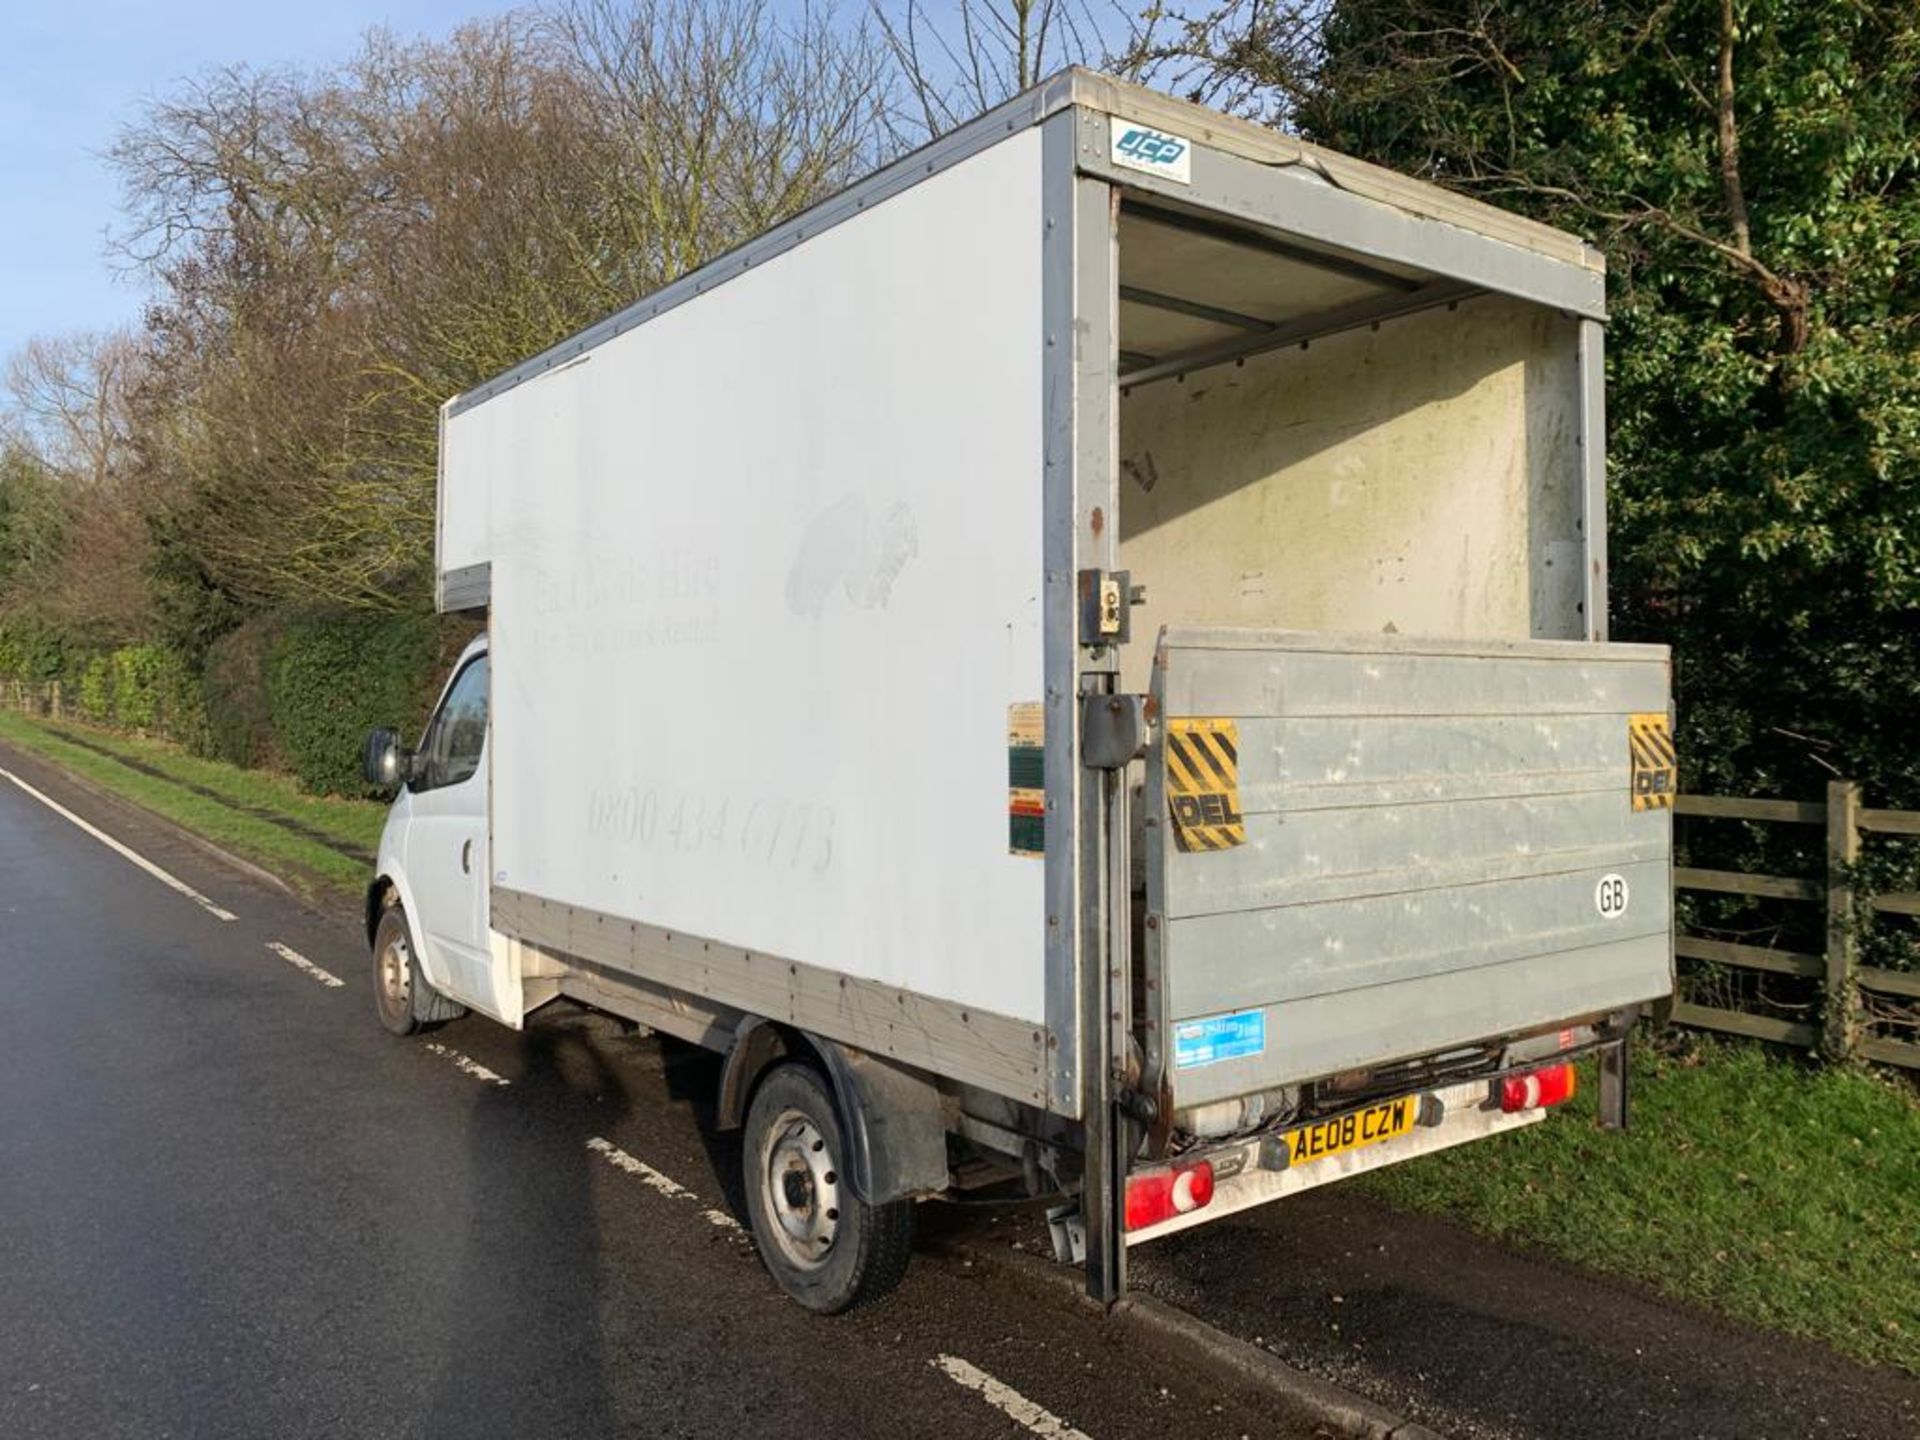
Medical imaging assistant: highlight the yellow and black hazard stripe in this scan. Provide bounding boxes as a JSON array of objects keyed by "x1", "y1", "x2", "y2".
[
  {"x1": 1628, "y1": 712, "x2": 1677, "y2": 811},
  {"x1": 1165, "y1": 718, "x2": 1246, "y2": 852}
]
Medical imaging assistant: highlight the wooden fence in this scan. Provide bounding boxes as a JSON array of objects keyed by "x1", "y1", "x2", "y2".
[
  {"x1": 1673, "y1": 783, "x2": 1920, "y2": 1070},
  {"x1": 1, "y1": 678, "x2": 65, "y2": 717}
]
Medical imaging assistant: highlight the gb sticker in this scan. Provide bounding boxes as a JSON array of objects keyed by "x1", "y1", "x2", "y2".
[{"x1": 1594, "y1": 873, "x2": 1630, "y2": 920}]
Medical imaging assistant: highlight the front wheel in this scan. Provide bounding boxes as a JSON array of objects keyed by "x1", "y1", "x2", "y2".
[
  {"x1": 372, "y1": 903, "x2": 463, "y2": 1035},
  {"x1": 742, "y1": 1062, "x2": 915, "y2": 1313}
]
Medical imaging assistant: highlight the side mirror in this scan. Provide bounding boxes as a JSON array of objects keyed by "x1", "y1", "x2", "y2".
[{"x1": 361, "y1": 727, "x2": 412, "y2": 790}]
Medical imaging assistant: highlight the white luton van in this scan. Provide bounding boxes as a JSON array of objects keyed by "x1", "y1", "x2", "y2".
[{"x1": 360, "y1": 69, "x2": 1676, "y2": 1313}]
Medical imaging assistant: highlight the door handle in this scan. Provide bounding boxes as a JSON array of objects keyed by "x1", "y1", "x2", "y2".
[{"x1": 461, "y1": 838, "x2": 474, "y2": 874}]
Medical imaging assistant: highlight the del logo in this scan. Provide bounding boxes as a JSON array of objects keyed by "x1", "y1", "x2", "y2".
[
  {"x1": 1170, "y1": 792, "x2": 1241, "y2": 827},
  {"x1": 1110, "y1": 119, "x2": 1192, "y2": 182}
]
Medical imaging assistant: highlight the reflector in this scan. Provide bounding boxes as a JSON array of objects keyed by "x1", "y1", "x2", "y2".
[
  {"x1": 1498, "y1": 1063, "x2": 1578, "y2": 1113},
  {"x1": 1124, "y1": 1160, "x2": 1216, "y2": 1230}
]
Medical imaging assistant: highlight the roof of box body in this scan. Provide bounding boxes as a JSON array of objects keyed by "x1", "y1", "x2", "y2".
[
  {"x1": 449, "y1": 67, "x2": 1605, "y2": 418},
  {"x1": 1065, "y1": 71, "x2": 1603, "y2": 274}
]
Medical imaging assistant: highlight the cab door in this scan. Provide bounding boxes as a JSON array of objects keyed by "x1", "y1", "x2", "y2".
[{"x1": 404, "y1": 650, "x2": 507, "y2": 1019}]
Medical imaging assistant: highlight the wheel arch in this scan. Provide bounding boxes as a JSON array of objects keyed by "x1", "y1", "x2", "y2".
[
  {"x1": 363, "y1": 870, "x2": 449, "y2": 992},
  {"x1": 365, "y1": 876, "x2": 399, "y2": 948},
  {"x1": 721, "y1": 1018, "x2": 949, "y2": 1206}
]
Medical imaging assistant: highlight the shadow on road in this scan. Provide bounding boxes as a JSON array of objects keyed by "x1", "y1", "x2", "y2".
[
  {"x1": 416, "y1": 1016, "x2": 636, "y2": 1439},
  {"x1": 656, "y1": 1035, "x2": 748, "y2": 1227}
]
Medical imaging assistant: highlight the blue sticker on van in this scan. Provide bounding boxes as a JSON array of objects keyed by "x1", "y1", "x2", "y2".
[
  {"x1": 1173, "y1": 1010, "x2": 1267, "y2": 1069},
  {"x1": 1109, "y1": 117, "x2": 1192, "y2": 183},
  {"x1": 1115, "y1": 128, "x2": 1187, "y2": 170}
]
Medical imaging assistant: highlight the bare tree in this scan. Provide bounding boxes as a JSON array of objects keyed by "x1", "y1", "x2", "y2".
[
  {"x1": 1107, "y1": 0, "x2": 1329, "y2": 124},
  {"x1": 0, "y1": 331, "x2": 155, "y2": 636},
  {"x1": 4, "y1": 331, "x2": 143, "y2": 491},
  {"x1": 872, "y1": 0, "x2": 1143, "y2": 142},
  {"x1": 556, "y1": 0, "x2": 893, "y2": 284}
]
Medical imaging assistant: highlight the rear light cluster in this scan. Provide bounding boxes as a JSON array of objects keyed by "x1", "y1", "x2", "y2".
[
  {"x1": 1498, "y1": 1062, "x2": 1577, "y2": 1113},
  {"x1": 1123, "y1": 1159, "x2": 1215, "y2": 1231}
]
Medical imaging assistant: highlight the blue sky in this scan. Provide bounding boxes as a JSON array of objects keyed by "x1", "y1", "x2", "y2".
[{"x1": 0, "y1": 0, "x2": 503, "y2": 360}]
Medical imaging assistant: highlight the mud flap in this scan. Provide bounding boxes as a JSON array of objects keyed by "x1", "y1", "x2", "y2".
[{"x1": 815, "y1": 1041, "x2": 951, "y2": 1204}]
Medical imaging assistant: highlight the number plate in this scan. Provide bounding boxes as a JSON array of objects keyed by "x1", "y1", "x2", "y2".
[{"x1": 1281, "y1": 1095, "x2": 1420, "y2": 1168}]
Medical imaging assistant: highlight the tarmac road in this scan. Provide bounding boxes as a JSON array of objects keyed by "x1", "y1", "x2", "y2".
[
  {"x1": 0, "y1": 744, "x2": 1316, "y2": 1440},
  {"x1": 3, "y1": 737, "x2": 1917, "y2": 1440}
]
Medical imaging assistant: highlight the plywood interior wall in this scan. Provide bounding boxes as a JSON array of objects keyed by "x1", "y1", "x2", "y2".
[{"x1": 1116, "y1": 293, "x2": 1585, "y2": 691}]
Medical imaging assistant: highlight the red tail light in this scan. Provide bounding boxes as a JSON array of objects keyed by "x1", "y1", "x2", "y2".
[
  {"x1": 1499, "y1": 1063, "x2": 1577, "y2": 1113},
  {"x1": 1123, "y1": 1160, "x2": 1216, "y2": 1231}
]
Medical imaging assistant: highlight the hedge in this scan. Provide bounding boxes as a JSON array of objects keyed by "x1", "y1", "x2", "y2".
[
  {"x1": 1, "y1": 607, "x2": 457, "y2": 800},
  {"x1": 3, "y1": 637, "x2": 209, "y2": 749},
  {"x1": 266, "y1": 609, "x2": 444, "y2": 795},
  {"x1": 201, "y1": 620, "x2": 279, "y2": 769},
  {"x1": 78, "y1": 655, "x2": 113, "y2": 722},
  {"x1": 112, "y1": 645, "x2": 208, "y2": 749}
]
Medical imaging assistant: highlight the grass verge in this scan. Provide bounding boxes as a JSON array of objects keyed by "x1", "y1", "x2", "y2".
[
  {"x1": 1361, "y1": 1035, "x2": 1920, "y2": 1373},
  {"x1": 41, "y1": 719, "x2": 385, "y2": 853},
  {"x1": 0, "y1": 710, "x2": 383, "y2": 897}
]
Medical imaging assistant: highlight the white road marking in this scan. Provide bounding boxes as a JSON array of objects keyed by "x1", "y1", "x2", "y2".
[
  {"x1": 265, "y1": 941, "x2": 345, "y2": 988},
  {"x1": 0, "y1": 767, "x2": 238, "y2": 922},
  {"x1": 586, "y1": 1137, "x2": 745, "y2": 1233},
  {"x1": 423, "y1": 1041, "x2": 509, "y2": 1086},
  {"x1": 932, "y1": 1355, "x2": 1094, "y2": 1440},
  {"x1": 587, "y1": 1136, "x2": 693, "y2": 1196}
]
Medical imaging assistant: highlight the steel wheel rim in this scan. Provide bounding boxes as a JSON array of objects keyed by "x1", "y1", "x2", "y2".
[
  {"x1": 760, "y1": 1108, "x2": 840, "y2": 1271},
  {"x1": 380, "y1": 928, "x2": 412, "y2": 1015}
]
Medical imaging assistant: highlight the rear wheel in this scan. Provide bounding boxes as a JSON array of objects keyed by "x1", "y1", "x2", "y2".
[
  {"x1": 372, "y1": 903, "x2": 463, "y2": 1034},
  {"x1": 743, "y1": 1061, "x2": 915, "y2": 1314}
]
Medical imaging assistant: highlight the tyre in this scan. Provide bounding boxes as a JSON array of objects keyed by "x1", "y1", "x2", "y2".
[
  {"x1": 371, "y1": 903, "x2": 464, "y2": 1035},
  {"x1": 742, "y1": 1061, "x2": 916, "y2": 1314}
]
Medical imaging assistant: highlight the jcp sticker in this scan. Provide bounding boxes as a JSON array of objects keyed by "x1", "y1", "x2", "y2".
[{"x1": 1595, "y1": 873, "x2": 1630, "y2": 920}]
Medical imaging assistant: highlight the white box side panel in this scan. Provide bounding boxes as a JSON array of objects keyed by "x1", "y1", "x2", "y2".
[{"x1": 446, "y1": 130, "x2": 1048, "y2": 1024}]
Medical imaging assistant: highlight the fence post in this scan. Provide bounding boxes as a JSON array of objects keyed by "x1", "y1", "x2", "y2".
[
  {"x1": 49, "y1": 680, "x2": 62, "y2": 718},
  {"x1": 1824, "y1": 779, "x2": 1862, "y2": 1062}
]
